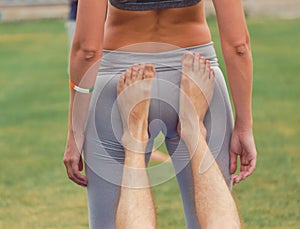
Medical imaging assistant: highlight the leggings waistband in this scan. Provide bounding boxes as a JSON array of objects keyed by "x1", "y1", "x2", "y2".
[{"x1": 99, "y1": 42, "x2": 218, "y2": 73}]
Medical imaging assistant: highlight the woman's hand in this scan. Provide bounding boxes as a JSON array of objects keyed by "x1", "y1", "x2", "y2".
[
  {"x1": 63, "y1": 131, "x2": 88, "y2": 187},
  {"x1": 230, "y1": 127, "x2": 257, "y2": 185}
]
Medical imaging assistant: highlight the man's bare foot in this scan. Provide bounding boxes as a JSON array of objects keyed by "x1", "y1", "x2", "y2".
[
  {"x1": 117, "y1": 64, "x2": 156, "y2": 152},
  {"x1": 178, "y1": 52, "x2": 215, "y2": 145},
  {"x1": 116, "y1": 65, "x2": 157, "y2": 229}
]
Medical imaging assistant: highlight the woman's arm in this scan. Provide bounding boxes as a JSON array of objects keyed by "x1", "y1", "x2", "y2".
[
  {"x1": 212, "y1": 0, "x2": 257, "y2": 184},
  {"x1": 63, "y1": 0, "x2": 108, "y2": 186}
]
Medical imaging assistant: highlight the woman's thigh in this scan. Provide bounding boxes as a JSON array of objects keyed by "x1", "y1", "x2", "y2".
[
  {"x1": 162, "y1": 65, "x2": 234, "y2": 229},
  {"x1": 83, "y1": 71, "x2": 156, "y2": 228}
]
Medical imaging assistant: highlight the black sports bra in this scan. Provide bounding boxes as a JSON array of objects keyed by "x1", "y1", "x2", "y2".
[{"x1": 109, "y1": 0, "x2": 201, "y2": 11}]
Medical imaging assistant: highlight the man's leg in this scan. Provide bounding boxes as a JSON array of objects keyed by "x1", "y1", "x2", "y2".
[
  {"x1": 115, "y1": 64, "x2": 156, "y2": 229},
  {"x1": 179, "y1": 53, "x2": 241, "y2": 228}
]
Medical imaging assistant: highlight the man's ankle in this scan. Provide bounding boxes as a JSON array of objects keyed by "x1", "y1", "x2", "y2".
[
  {"x1": 121, "y1": 132, "x2": 148, "y2": 153},
  {"x1": 198, "y1": 122, "x2": 207, "y2": 138}
]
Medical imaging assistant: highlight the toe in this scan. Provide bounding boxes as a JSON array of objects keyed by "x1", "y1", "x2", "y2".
[
  {"x1": 132, "y1": 65, "x2": 138, "y2": 81},
  {"x1": 132, "y1": 64, "x2": 139, "y2": 73},
  {"x1": 145, "y1": 64, "x2": 155, "y2": 79},
  {"x1": 193, "y1": 53, "x2": 200, "y2": 72},
  {"x1": 117, "y1": 73, "x2": 126, "y2": 95},
  {"x1": 182, "y1": 52, "x2": 194, "y2": 79},
  {"x1": 199, "y1": 56, "x2": 205, "y2": 74},
  {"x1": 182, "y1": 52, "x2": 194, "y2": 68},
  {"x1": 205, "y1": 60, "x2": 211, "y2": 74},
  {"x1": 210, "y1": 69, "x2": 215, "y2": 80},
  {"x1": 137, "y1": 64, "x2": 145, "y2": 80},
  {"x1": 125, "y1": 67, "x2": 132, "y2": 86}
]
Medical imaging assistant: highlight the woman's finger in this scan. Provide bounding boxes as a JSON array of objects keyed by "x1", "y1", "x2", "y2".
[{"x1": 64, "y1": 159, "x2": 87, "y2": 187}]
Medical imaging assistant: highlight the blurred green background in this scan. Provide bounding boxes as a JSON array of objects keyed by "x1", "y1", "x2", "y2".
[{"x1": 0, "y1": 17, "x2": 299, "y2": 228}]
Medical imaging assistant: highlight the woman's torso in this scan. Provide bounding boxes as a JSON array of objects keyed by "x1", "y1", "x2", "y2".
[{"x1": 103, "y1": 0, "x2": 212, "y2": 52}]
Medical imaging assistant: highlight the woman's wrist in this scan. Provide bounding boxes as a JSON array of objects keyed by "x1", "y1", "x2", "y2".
[{"x1": 234, "y1": 116, "x2": 253, "y2": 132}]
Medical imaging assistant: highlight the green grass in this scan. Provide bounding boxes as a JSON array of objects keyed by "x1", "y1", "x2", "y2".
[{"x1": 0, "y1": 18, "x2": 300, "y2": 228}]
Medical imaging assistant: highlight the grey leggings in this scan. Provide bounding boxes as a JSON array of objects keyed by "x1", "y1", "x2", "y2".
[{"x1": 83, "y1": 42, "x2": 234, "y2": 229}]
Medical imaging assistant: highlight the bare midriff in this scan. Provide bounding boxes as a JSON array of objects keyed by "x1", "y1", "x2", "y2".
[{"x1": 103, "y1": 1, "x2": 212, "y2": 52}]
